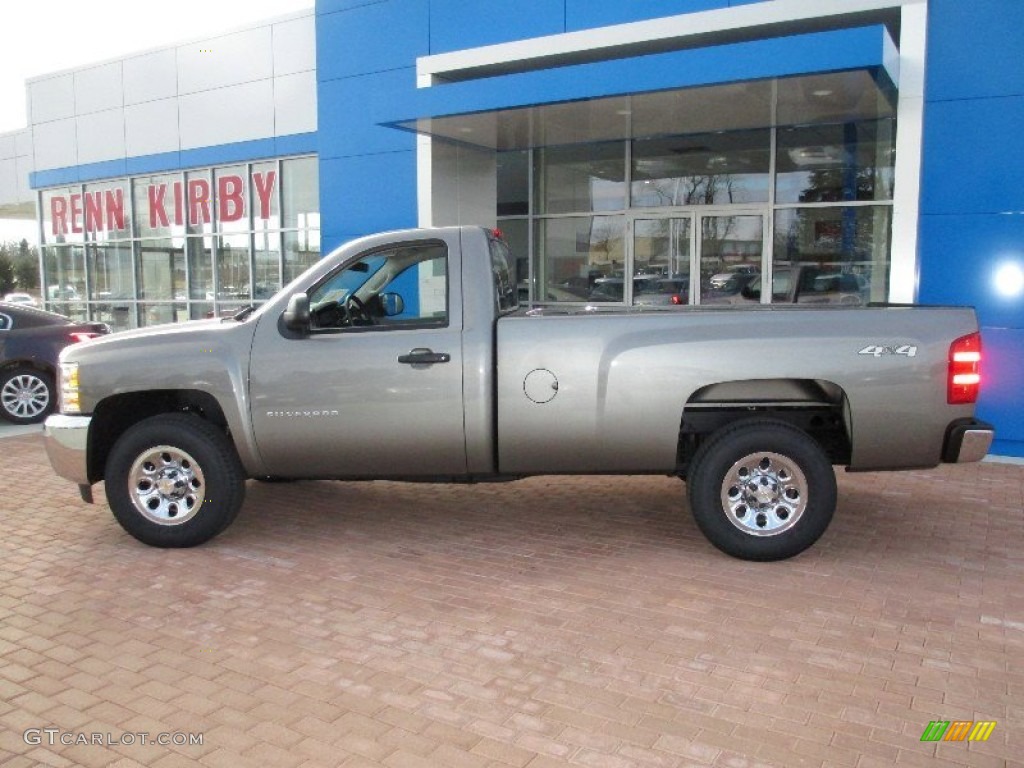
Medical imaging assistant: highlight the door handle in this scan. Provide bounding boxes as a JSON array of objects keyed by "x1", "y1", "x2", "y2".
[{"x1": 398, "y1": 348, "x2": 451, "y2": 364}]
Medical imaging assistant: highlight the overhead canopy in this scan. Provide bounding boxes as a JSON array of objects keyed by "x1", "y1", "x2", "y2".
[{"x1": 386, "y1": 25, "x2": 898, "y2": 151}]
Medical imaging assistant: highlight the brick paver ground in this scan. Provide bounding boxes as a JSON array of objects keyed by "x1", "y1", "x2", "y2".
[{"x1": 1, "y1": 432, "x2": 1021, "y2": 768}]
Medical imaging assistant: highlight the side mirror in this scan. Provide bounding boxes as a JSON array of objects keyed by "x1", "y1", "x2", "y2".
[
  {"x1": 283, "y1": 292, "x2": 310, "y2": 333},
  {"x1": 379, "y1": 292, "x2": 405, "y2": 317}
]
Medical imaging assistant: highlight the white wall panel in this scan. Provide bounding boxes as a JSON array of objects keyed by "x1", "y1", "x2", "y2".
[
  {"x1": 177, "y1": 27, "x2": 274, "y2": 94},
  {"x1": 76, "y1": 109, "x2": 126, "y2": 165},
  {"x1": 0, "y1": 159, "x2": 16, "y2": 204},
  {"x1": 273, "y1": 71, "x2": 317, "y2": 136},
  {"x1": 179, "y1": 80, "x2": 275, "y2": 149},
  {"x1": 29, "y1": 75, "x2": 75, "y2": 124},
  {"x1": 123, "y1": 49, "x2": 178, "y2": 105},
  {"x1": 32, "y1": 118, "x2": 78, "y2": 170},
  {"x1": 125, "y1": 99, "x2": 180, "y2": 157},
  {"x1": 14, "y1": 129, "x2": 33, "y2": 159},
  {"x1": 0, "y1": 134, "x2": 15, "y2": 160},
  {"x1": 15, "y1": 156, "x2": 33, "y2": 199},
  {"x1": 75, "y1": 62, "x2": 123, "y2": 115},
  {"x1": 273, "y1": 15, "x2": 316, "y2": 76}
]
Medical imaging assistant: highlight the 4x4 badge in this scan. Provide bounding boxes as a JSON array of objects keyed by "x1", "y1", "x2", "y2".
[{"x1": 858, "y1": 344, "x2": 918, "y2": 358}]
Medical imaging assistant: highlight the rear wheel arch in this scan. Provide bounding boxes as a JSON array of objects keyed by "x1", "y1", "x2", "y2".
[{"x1": 677, "y1": 378, "x2": 852, "y2": 476}]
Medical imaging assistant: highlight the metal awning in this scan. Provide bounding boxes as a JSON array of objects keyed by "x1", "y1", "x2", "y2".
[{"x1": 385, "y1": 25, "x2": 897, "y2": 151}]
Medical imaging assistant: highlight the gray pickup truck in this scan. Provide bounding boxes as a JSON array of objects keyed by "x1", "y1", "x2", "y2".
[{"x1": 44, "y1": 226, "x2": 994, "y2": 561}]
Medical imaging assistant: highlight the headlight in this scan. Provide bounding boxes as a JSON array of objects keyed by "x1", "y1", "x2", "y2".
[{"x1": 59, "y1": 362, "x2": 81, "y2": 413}]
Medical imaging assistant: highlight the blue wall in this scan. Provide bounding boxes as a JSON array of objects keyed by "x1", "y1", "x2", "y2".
[{"x1": 919, "y1": 0, "x2": 1024, "y2": 456}]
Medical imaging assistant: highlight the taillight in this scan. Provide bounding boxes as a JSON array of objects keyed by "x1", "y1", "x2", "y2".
[
  {"x1": 948, "y1": 332, "x2": 982, "y2": 404},
  {"x1": 671, "y1": 294, "x2": 683, "y2": 305},
  {"x1": 69, "y1": 332, "x2": 100, "y2": 344}
]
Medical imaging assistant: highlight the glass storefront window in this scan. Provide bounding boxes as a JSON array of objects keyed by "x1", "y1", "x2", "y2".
[
  {"x1": 497, "y1": 151, "x2": 529, "y2": 216},
  {"x1": 44, "y1": 244, "x2": 86, "y2": 301},
  {"x1": 216, "y1": 234, "x2": 251, "y2": 301},
  {"x1": 92, "y1": 304, "x2": 136, "y2": 331},
  {"x1": 632, "y1": 129, "x2": 771, "y2": 207},
  {"x1": 187, "y1": 236, "x2": 214, "y2": 300},
  {"x1": 253, "y1": 230, "x2": 281, "y2": 301},
  {"x1": 86, "y1": 241, "x2": 133, "y2": 301},
  {"x1": 775, "y1": 119, "x2": 896, "y2": 204},
  {"x1": 773, "y1": 205, "x2": 891, "y2": 304},
  {"x1": 632, "y1": 217, "x2": 691, "y2": 306},
  {"x1": 282, "y1": 157, "x2": 318, "y2": 230},
  {"x1": 283, "y1": 230, "x2": 321, "y2": 284},
  {"x1": 535, "y1": 142, "x2": 625, "y2": 214},
  {"x1": 139, "y1": 304, "x2": 188, "y2": 327},
  {"x1": 138, "y1": 238, "x2": 186, "y2": 301},
  {"x1": 535, "y1": 216, "x2": 625, "y2": 302}
]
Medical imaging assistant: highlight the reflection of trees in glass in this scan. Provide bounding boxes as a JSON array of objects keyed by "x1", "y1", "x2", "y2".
[
  {"x1": 797, "y1": 166, "x2": 887, "y2": 203},
  {"x1": 642, "y1": 174, "x2": 738, "y2": 206}
]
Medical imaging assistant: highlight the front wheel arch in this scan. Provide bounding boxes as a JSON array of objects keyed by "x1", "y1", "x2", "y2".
[{"x1": 686, "y1": 418, "x2": 837, "y2": 561}]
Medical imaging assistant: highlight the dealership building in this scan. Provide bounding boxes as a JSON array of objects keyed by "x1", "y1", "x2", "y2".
[{"x1": 0, "y1": 0, "x2": 1021, "y2": 456}]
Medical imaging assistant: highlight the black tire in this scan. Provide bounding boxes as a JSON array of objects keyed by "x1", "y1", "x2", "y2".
[
  {"x1": 687, "y1": 419, "x2": 837, "y2": 561},
  {"x1": 0, "y1": 367, "x2": 55, "y2": 425},
  {"x1": 104, "y1": 413, "x2": 246, "y2": 547}
]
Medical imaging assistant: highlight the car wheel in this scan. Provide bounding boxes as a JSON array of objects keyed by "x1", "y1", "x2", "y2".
[
  {"x1": 687, "y1": 419, "x2": 837, "y2": 561},
  {"x1": 104, "y1": 413, "x2": 245, "y2": 547},
  {"x1": 0, "y1": 367, "x2": 55, "y2": 425}
]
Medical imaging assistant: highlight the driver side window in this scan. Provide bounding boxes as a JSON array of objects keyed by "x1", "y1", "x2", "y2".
[{"x1": 308, "y1": 242, "x2": 448, "y2": 331}]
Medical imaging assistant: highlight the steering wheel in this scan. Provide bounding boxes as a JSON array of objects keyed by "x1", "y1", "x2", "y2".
[{"x1": 345, "y1": 294, "x2": 373, "y2": 326}]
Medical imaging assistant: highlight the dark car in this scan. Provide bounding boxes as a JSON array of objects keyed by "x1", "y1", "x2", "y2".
[{"x1": 0, "y1": 304, "x2": 110, "y2": 424}]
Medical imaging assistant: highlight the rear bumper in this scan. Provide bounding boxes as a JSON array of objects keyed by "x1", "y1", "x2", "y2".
[
  {"x1": 942, "y1": 418, "x2": 995, "y2": 463},
  {"x1": 43, "y1": 414, "x2": 91, "y2": 485}
]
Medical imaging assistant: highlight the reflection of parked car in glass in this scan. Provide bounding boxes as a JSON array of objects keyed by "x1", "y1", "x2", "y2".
[
  {"x1": 588, "y1": 275, "x2": 688, "y2": 305},
  {"x1": 0, "y1": 303, "x2": 110, "y2": 424},
  {"x1": 3, "y1": 292, "x2": 38, "y2": 307},
  {"x1": 709, "y1": 264, "x2": 759, "y2": 289},
  {"x1": 720, "y1": 266, "x2": 868, "y2": 305},
  {"x1": 46, "y1": 285, "x2": 81, "y2": 301}
]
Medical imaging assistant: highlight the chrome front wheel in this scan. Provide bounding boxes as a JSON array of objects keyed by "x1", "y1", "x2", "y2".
[{"x1": 129, "y1": 445, "x2": 206, "y2": 525}]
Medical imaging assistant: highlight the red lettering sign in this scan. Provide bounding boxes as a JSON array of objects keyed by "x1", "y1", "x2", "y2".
[
  {"x1": 50, "y1": 197, "x2": 68, "y2": 235},
  {"x1": 149, "y1": 185, "x2": 169, "y2": 228},
  {"x1": 69, "y1": 194, "x2": 83, "y2": 234},
  {"x1": 253, "y1": 170, "x2": 276, "y2": 221},
  {"x1": 188, "y1": 179, "x2": 211, "y2": 226},
  {"x1": 173, "y1": 181, "x2": 184, "y2": 226},
  {"x1": 217, "y1": 175, "x2": 244, "y2": 222},
  {"x1": 84, "y1": 192, "x2": 104, "y2": 233},
  {"x1": 46, "y1": 167, "x2": 280, "y2": 238}
]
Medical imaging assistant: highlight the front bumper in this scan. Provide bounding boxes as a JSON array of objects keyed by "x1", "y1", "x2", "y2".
[
  {"x1": 43, "y1": 414, "x2": 92, "y2": 486},
  {"x1": 942, "y1": 418, "x2": 995, "y2": 463}
]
